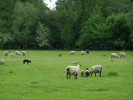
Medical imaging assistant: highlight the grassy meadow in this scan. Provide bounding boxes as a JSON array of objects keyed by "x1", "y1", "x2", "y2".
[{"x1": 0, "y1": 50, "x2": 133, "y2": 100}]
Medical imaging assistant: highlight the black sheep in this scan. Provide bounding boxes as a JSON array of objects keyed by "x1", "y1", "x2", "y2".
[
  {"x1": 86, "y1": 49, "x2": 89, "y2": 54},
  {"x1": 23, "y1": 59, "x2": 31, "y2": 64},
  {"x1": 85, "y1": 68, "x2": 90, "y2": 77}
]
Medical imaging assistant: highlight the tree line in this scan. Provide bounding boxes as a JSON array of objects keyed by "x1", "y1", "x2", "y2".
[{"x1": 0, "y1": 0, "x2": 133, "y2": 50}]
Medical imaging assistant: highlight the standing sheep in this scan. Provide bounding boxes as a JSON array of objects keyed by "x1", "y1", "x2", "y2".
[
  {"x1": 11, "y1": 53, "x2": 13, "y2": 56},
  {"x1": 0, "y1": 59, "x2": 5, "y2": 65},
  {"x1": 119, "y1": 52, "x2": 126, "y2": 58},
  {"x1": 66, "y1": 65, "x2": 81, "y2": 79},
  {"x1": 4, "y1": 51, "x2": 8, "y2": 56},
  {"x1": 81, "y1": 51, "x2": 84, "y2": 55},
  {"x1": 68, "y1": 51, "x2": 76, "y2": 55},
  {"x1": 81, "y1": 70, "x2": 84, "y2": 77},
  {"x1": 85, "y1": 68, "x2": 90, "y2": 77},
  {"x1": 16, "y1": 51, "x2": 21, "y2": 56},
  {"x1": 58, "y1": 53, "x2": 62, "y2": 57},
  {"x1": 22, "y1": 51, "x2": 26, "y2": 56},
  {"x1": 111, "y1": 53, "x2": 118, "y2": 59},
  {"x1": 89, "y1": 65, "x2": 102, "y2": 77},
  {"x1": 86, "y1": 49, "x2": 89, "y2": 54}
]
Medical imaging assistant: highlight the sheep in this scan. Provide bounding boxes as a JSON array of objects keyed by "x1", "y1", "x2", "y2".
[
  {"x1": 86, "y1": 49, "x2": 89, "y2": 54},
  {"x1": 16, "y1": 51, "x2": 21, "y2": 56},
  {"x1": 4, "y1": 51, "x2": 8, "y2": 56},
  {"x1": 58, "y1": 53, "x2": 62, "y2": 57},
  {"x1": 119, "y1": 52, "x2": 126, "y2": 58},
  {"x1": 81, "y1": 51, "x2": 84, "y2": 55},
  {"x1": 81, "y1": 70, "x2": 84, "y2": 77},
  {"x1": 23, "y1": 59, "x2": 31, "y2": 64},
  {"x1": 85, "y1": 68, "x2": 90, "y2": 77},
  {"x1": 89, "y1": 65, "x2": 102, "y2": 77},
  {"x1": 111, "y1": 53, "x2": 118, "y2": 59},
  {"x1": 68, "y1": 51, "x2": 76, "y2": 55},
  {"x1": 0, "y1": 59, "x2": 5, "y2": 65},
  {"x1": 66, "y1": 65, "x2": 81, "y2": 79},
  {"x1": 11, "y1": 53, "x2": 13, "y2": 56},
  {"x1": 22, "y1": 51, "x2": 26, "y2": 56}
]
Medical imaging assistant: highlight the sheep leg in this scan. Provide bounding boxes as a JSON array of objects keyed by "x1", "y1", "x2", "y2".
[
  {"x1": 91, "y1": 73, "x2": 92, "y2": 76},
  {"x1": 75, "y1": 73, "x2": 77, "y2": 79},
  {"x1": 100, "y1": 72, "x2": 101, "y2": 77},
  {"x1": 95, "y1": 72, "x2": 96, "y2": 77}
]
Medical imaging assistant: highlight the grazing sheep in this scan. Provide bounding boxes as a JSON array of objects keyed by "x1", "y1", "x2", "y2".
[
  {"x1": 23, "y1": 59, "x2": 31, "y2": 64},
  {"x1": 81, "y1": 51, "x2": 84, "y2": 55},
  {"x1": 66, "y1": 65, "x2": 81, "y2": 79},
  {"x1": 119, "y1": 52, "x2": 126, "y2": 58},
  {"x1": 0, "y1": 59, "x2": 5, "y2": 65},
  {"x1": 11, "y1": 53, "x2": 13, "y2": 56},
  {"x1": 16, "y1": 51, "x2": 21, "y2": 56},
  {"x1": 81, "y1": 70, "x2": 84, "y2": 76},
  {"x1": 86, "y1": 49, "x2": 89, "y2": 54},
  {"x1": 68, "y1": 51, "x2": 76, "y2": 55},
  {"x1": 4, "y1": 51, "x2": 8, "y2": 56},
  {"x1": 22, "y1": 51, "x2": 26, "y2": 56},
  {"x1": 89, "y1": 65, "x2": 102, "y2": 77},
  {"x1": 85, "y1": 68, "x2": 90, "y2": 77},
  {"x1": 111, "y1": 53, "x2": 118, "y2": 59},
  {"x1": 58, "y1": 53, "x2": 62, "y2": 57}
]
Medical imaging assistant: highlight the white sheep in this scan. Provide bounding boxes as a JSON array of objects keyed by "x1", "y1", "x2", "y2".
[
  {"x1": 81, "y1": 70, "x2": 84, "y2": 76},
  {"x1": 119, "y1": 52, "x2": 126, "y2": 58},
  {"x1": 81, "y1": 51, "x2": 84, "y2": 55},
  {"x1": 0, "y1": 59, "x2": 5, "y2": 65},
  {"x1": 89, "y1": 65, "x2": 102, "y2": 77},
  {"x1": 111, "y1": 53, "x2": 118, "y2": 59},
  {"x1": 66, "y1": 65, "x2": 81, "y2": 79},
  {"x1": 68, "y1": 51, "x2": 76, "y2": 55},
  {"x1": 4, "y1": 51, "x2": 8, "y2": 56},
  {"x1": 16, "y1": 51, "x2": 21, "y2": 56},
  {"x1": 11, "y1": 53, "x2": 13, "y2": 56},
  {"x1": 22, "y1": 51, "x2": 26, "y2": 56}
]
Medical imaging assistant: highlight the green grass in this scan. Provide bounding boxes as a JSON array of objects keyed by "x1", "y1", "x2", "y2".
[{"x1": 0, "y1": 50, "x2": 133, "y2": 100}]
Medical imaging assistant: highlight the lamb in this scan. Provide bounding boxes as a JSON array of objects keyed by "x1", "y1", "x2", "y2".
[
  {"x1": 86, "y1": 49, "x2": 89, "y2": 54},
  {"x1": 85, "y1": 68, "x2": 90, "y2": 77},
  {"x1": 68, "y1": 51, "x2": 76, "y2": 55},
  {"x1": 22, "y1": 51, "x2": 26, "y2": 56},
  {"x1": 81, "y1": 51, "x2": 84, "y2": 55},
  {"x1": 66, "y1": 65, "x2": 81, "y2": 79},
  {"x1": 81, "y1": 70, "x2": 84, "y2": 77},
  {"x1": 111, "y1": 53, "x2": 118, "y2": 59},
  {"x1": 119, "y1": 52, "x2": 126, "y2": 58},
  {"x1": 16, "y1": 51, "x2": 21, "y2": 56},
  {"x1": 0, "y1": 59, "x2": 5, "y2": 65},
  {"x1": 89, "y1": 65, "x2": 102, "y2": 77},
  {"x1": 58, "y1": 53, "x2": 62, "y2": 57},
  {"x1": 11, "y1": 53, "x2": 13, "y2": 56},
  {"x1": 4, "y1": 51, "x2": 8, "y2": 56},
  {"x1": 23, "y1": 59, "x2": 31, "y2": 64}
]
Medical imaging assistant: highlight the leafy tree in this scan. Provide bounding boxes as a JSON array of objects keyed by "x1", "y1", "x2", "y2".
[
  {"x1": 106, "y1": 13, "x2": 130, "y2": 49},
  {"x1": 12, "y1": 2, "x2": 38, "y2": 49},
  {"x1": 36, "y1": 22, "x2": 50, "y2": 48},
  {"x1": 0, "y1": 32, "x2": 12, "y2": 49},
  {"x1": 126, "y1": 9, "x2": 133, "y2": 43},
  {"x1": 77, "y1": 6, "x2": 111, "y2": 49}
]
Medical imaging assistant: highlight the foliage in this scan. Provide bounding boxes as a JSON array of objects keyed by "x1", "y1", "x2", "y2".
[
  {"x1": 0, "y1": 0, "x2": 133, "y2": 50},
  {"x1": 36, "y1": 22, "x2": 50, "y2": 48},
  {"x1": 77, "y1": 6, "x2": 111, "y2": 49}
]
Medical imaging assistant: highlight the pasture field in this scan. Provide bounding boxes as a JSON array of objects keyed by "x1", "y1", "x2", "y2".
[{"x1": 0, "y1": 50, "x2": 133, "y2": 100}]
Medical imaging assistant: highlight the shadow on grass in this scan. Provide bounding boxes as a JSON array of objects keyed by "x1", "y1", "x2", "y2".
[
  {"x1": 84, "y1": 87, "x2": 108, "y2": 91},
  {"x1": 108, "y1": 72, "x2": 118, "y2": 76}
]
